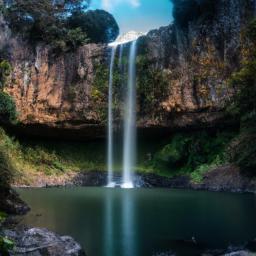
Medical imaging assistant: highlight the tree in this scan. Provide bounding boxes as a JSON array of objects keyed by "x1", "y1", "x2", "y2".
[
  {"x1": 5, "y1": 0, "x2": 118, "y2": 49},
  {"x1": 68, "y1": 10, "x2": 119, "y2": 43},
  {"x1": 6, "y1": 0, "x2": 90, "y2": 49}
]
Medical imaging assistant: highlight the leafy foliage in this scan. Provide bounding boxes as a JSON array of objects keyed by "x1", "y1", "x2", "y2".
[
  {"x1": 0, "y1": 236, "x2": 14, "y2": 255},
  {"x1": 152, "y1": 131, "x2": 236, "y2": 177},
  {"x1": 226, "y1": 19, "x2": 256, "y2": 173},
  {"x1": 136, "y1": 55, "x2": 169, "y2": 119},
  {"x1": 5, "y1": 0, "x2": 118, "y2": 51},
  {"x1": 68, "y1": 10, "x2": 119, "y2": 44},
  {"x1": 0, "y1": 92, "x2": 17, "y2": 124},
  {"x1": 0, "y1": 60, "x2": 11, "y2": 88},
  {"x1": 0, "y1": 128, "x2": 15, "y2": 196}
]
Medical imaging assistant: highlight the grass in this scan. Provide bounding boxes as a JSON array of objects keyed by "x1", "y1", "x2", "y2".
[
  {"x1": 0, "y1": 127, "x2": 238, "y2": 185},
  {"x1": 0, "y1": 128, "x2": 108, "y2": 184}
]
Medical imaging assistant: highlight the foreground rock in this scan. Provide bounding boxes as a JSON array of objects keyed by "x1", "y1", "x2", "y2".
[
  {"x1": 153, "y1": 238, "x2": 256, "y2": 256},
  {"x1": 2, "y1": 228, "x2": 86, "y2": 256}
]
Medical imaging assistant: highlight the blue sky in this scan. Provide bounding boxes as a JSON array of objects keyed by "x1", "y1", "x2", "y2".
[{"x1": 89, "y1": 0, "x2": 173, "y2": 34}]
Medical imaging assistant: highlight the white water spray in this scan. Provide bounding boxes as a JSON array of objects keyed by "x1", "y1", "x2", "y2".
[
  {"x1": 122, "y1": 40, "x2": 138, "y2": 189},
  {"x1": 107, "y1": 46, "x2": 117, "y2": 188}
]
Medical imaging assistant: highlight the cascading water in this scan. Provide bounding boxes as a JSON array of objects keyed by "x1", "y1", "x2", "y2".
[
  {"x1": 107, "y1": 31, "x2": 141, "y2": 189},
  {"x1": 107, "y1": 46, "x2": 117, "y2": 187},
  {"x1": 122, "y1": 40, "x2": 138, "y2": 189}
]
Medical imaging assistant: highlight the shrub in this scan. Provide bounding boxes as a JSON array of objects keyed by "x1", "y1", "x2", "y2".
[
  {"x1": 0, "y1": 128, "x2": 15, "y2": 195},
  {"x1": 227, "y1": 133, "x2": 256, "y2": 173},
  {"x1": 0, "y1": 60, "x2": 11, "y2": 88},
  {"x1": 0, "y1": 92, "x2": 17, "y2": 124},
  {"x1": 153, "y1": 131, "x2": 235, "y2": 175},
  {"x1": 226, "y1": 19, "x2": 256, "y2": 174},
  {"x1": 0, "y1": 236, "x2": 14, "y2": 255},
  {"x1": 136, "y1": 55, "x2": 169, "y2": 119}
]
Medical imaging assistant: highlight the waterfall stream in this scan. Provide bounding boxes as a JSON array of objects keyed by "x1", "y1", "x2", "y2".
[
  {"x1": 107, "y1": 46, "x2": 117, "y2": 187},
  {"x1": 122, "y1": 40, "x2": 137, "y2": 188},
  {"x1": 107, "y1": 37, "x2": 139, "y2": 188}
]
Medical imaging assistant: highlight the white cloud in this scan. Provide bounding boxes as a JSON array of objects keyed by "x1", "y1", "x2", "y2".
[
  {"x1": 101, "y1": 0, "x2": 141, "y2": 12},
  {"x1": 130, "y1": 0, "x2": 140, "y2": 7}
]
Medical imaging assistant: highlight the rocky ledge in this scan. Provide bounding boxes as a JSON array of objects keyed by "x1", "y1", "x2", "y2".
[
  {"x1": 2, "y1": 227, "x2": 86, "y2": 256},
  {"x1": 19, "y1": 164, "x2": 256, "y2": 193}
]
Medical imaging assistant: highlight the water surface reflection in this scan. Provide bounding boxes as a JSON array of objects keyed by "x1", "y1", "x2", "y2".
[{"x1": 18, "y1": 188, "x2": 256, "y2": 256}]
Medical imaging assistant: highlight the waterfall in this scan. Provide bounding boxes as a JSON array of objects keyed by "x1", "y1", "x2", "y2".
[
  {"x1": 122, "y1": 40, "x2": 138, "y2": 189},
  {"x1": 118, "y1": 44, "x2": 124, "y2": 69},
  {"x1": 107, "y1": 34, "x2": 139, "y2": 188},
  {"x1": 107, "y1": 46, "x2": 117, "y2": 187}
]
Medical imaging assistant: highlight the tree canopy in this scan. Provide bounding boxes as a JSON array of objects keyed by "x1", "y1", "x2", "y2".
[
  {"x1": 4, "y1": 0, "x2": 119, "y2": 51},
  {"x1": 68, "y1": 10, "x2": 119, "y2": 44}
]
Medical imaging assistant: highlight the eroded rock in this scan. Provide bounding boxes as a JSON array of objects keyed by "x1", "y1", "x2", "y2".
[{"x1": 3, "y1": 228, "x2": 86, "y2": 256}]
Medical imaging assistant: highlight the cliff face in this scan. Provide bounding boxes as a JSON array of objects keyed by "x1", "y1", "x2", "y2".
[
  {"x1": 0, "y1": 0, "x2": 255, "y2": 137},
  {"x1": 141, "y1": 0, "x2": 255, "y2": 128}
]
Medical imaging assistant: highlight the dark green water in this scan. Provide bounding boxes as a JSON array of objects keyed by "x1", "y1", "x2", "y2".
[{"x1": 17, "y1": 188, "x2": 256, "y2": 256}]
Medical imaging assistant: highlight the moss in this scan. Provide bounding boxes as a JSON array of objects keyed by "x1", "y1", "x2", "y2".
[
  {"x1": 136, "y1": 55, "x2": 169, "y2": 119},
  {"x1": 92, "y1": 60, "x2": 123, "y2": 122}
]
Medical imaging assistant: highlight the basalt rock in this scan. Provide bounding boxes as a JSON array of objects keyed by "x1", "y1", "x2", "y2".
[{"x1": 2, "y1": 228, "x2": 86, "y2": 256}]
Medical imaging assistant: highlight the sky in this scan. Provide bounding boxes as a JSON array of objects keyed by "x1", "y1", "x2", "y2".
[{"x1": 89, "y1": 0, "x2": 173, "y2": 34}]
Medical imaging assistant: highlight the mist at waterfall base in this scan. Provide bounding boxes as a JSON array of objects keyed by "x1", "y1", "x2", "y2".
[{"x1": 107, "y1": 37, "x2": 139, "y2": 188}]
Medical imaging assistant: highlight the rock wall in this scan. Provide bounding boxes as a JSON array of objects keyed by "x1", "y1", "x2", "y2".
[
  {"x1": 0, "y1": 0, "x2": 255, "y2": 137},
  {"x1": 4, "y1": 41, "x2": 107, "y2": 125},
  {"x1": 140, "y1": 0, "x2": 255, "y2": 128}
]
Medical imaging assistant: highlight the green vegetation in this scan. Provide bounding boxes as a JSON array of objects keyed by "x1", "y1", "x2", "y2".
[
  {"x1": 0, "y1": 92, "x2": 17, "y2": 124},
  {"x1": 137, "y1": 55, "x2": 169, "y2": 119},
  {"x1": 0, "y1": 129, "x2": 15, "y2": 192},
  {"x1": 5, "y1": 0, "x2": 119, "y2": 52},
  {"x1": 226, "y1": 19, "x2": 256, "y2": 174},
  {"x1": 146, "y1": 131, "x2": 236, "y2": 181},
  {"x1": 0, "y1": 60, "x2": 18, "y2": 124},
  {"x1": 92, "y1": 60, "x2": 123, "y2": 121},
  {"x1": 68, "y1": 10, "x2": 119, "y2": 44},
  {"x1": 0, "y1": 60, "x2": 11, "y2": 88},
  {"x1": 0, "y1": 128, "x2": 107, "y2": 184},
  {"x1": 0, "y1": 210, "x2": 13, "y2": 254},
  {"x1": 0, "y1": 236, "x2": 14, "y2": 255}
]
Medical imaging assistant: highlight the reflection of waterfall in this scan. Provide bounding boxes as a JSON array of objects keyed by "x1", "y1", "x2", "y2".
[
  {"x1": 122, "y1": 190, "x2": 136, "y2": 255},
  {"x1": 122, "y1": 40, "x2": 138, "y2": 189},
  {"x1": 104, "y1": 189, "x2": 136, "y2": 256},
  {"x1": 104, "y1": 190, "x2": 114, "y2": 256},
  {"x1": 107, "y1": 46, "x2": 117, "y2": 187}
]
